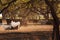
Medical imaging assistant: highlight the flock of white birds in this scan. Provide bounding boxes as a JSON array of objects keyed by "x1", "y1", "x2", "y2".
[
  {"x1": 2, "y1": 21, "x2": 20, "y2": 29},
  {"x1": 0, "y1": 14, "x2": 20, "y2": 29}
]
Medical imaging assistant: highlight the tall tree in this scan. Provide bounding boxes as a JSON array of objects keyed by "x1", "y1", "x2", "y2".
[{"x1": 45, "y1": 0, "x2": 59, "y2": 40}]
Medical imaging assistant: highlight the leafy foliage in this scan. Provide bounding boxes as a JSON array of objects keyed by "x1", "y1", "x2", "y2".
[{"x1": 0, "y1": 0, "x2": 60, "y2": 20}]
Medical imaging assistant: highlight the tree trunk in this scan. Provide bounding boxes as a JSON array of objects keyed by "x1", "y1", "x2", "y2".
[{"x1": 44, "y1": 0, "x2": 59, "y2": 40}]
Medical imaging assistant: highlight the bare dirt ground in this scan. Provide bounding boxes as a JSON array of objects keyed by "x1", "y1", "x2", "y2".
[{"x1": 0, "y1": 25, "x2": 53, "y2": 33}]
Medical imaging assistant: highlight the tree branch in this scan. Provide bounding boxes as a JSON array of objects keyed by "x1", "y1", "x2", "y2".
[{"x1": 0, "y1": 0, "x2": 17, "y2": 14}]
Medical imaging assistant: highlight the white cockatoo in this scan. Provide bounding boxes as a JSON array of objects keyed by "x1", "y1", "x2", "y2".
[
  {"x1": 11, "y1": 21, "x2": 20, "y2": 28},
  {"x1": 2, "y1": 25, "x2": 11, "y2": 29}
]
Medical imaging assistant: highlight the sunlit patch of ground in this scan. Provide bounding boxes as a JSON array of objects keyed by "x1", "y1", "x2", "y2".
[{"x1": 0, "y1": 25, "x2": 53, "y2": 33}]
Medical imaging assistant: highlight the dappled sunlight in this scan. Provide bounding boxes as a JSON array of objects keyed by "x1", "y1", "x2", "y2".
[
  {"x1": 0, "y1": 14, "x2": 2, "y2": 19},
  {"x1": 0, "y1": 25, "x2": 53, "y2": 33}
]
